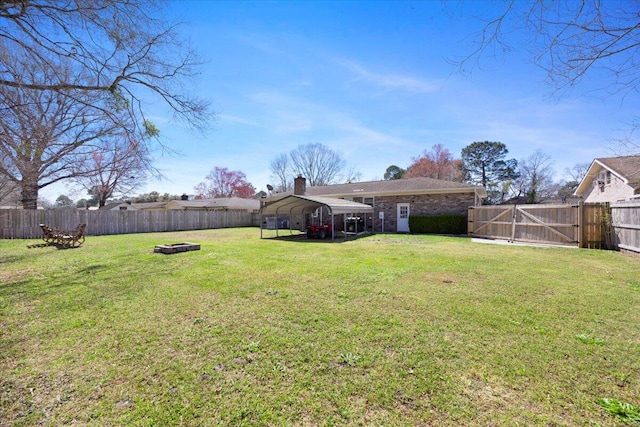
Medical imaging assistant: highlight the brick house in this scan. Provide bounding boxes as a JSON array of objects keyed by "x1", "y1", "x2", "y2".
[
  {"x1": 574, "y1": 156, "x2": 640, "y2": 203},
  {"x1": 263, "y1": 176, "x2": 486, "y2": 233}
]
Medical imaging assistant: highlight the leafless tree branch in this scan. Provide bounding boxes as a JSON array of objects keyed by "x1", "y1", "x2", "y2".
[
  {"x1": 454, "y1": 0, "x2": 640, "y2": 98},
  {"x1": 0, "y1": 0, "x2": 212, "y2": 131}
]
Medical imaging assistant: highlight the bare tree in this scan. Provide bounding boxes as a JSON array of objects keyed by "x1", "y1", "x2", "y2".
[
  {"x1": 72, "y1": 136, "x2": 152, "y2": 207},
  {"x1": 0, "y1": 64, "x2": 130, "y2": 209},
  {"x1": 510, "y1": 151, "x2": 559, "y2": 204},
  {"x1": 0, "y1": 0, "x2": 210, "y2": 131},
  {"x1": 455, "y1": 1, "x2": 640, "y2": 100},
  {"x1": 343, "y1": 165, "x2": 362, "y2": 184},
  {"x1": 0, "y1": 152, "x2": 19, "y2": 204},
  {"x1": 557, "y1": 161, "x2": 591, "y2": 200},
  {"x1": 269, "y1": 153, "x2": 291, "y2": 192},
  {"x1": 270, "y1": 143, "x2": 353, "y2": 189},
  {"x1": 0, "y1": 1, "x2": 212, "y2": 209},
  {"x1": 566, "y1": 162, "x2": 591, "y2": 183},
  {"x1": 289, "y1": 143, "x2": 346, "y2": 186}
]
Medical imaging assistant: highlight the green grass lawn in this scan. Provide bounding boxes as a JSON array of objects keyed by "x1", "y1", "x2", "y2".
[{"x1": 1, "y1": 228, "x2": 639, "y2": 426}]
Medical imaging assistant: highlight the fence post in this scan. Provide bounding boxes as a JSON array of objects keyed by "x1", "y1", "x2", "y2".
[
  {"x1": 578, "y1": 201, "x2": 584, "y2": 248},
  {"x1": 509, "y1": 204, "x2": 517, "y2": 242},
  {"x1": 603, "y1": 202, "x2": 612, "y2": 250}
]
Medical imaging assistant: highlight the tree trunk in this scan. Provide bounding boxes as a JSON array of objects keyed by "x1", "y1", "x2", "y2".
[{"x1": 20, "y1": 181, "x2": 39, "y2": 209}]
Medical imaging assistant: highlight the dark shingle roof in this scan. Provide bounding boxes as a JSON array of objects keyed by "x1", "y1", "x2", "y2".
[
  {"x1": 272, "y1": 177, "x2": 483, "y2": 199},
  {"x1": 169, "y1": 198, "x2": 260, "y2": 210},
  {"x1": 574, "y1": 155, "x2": 640, "y2": 196},
  {"x1": 597, "y1": 155, "x2": 640, "y2": 182},
  {"x1": 100, "y1": 201, "x2": 168, "y2": 210}
]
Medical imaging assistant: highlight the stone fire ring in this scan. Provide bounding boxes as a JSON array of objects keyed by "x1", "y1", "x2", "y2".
[{"x1": 154, "y1": 242, "x2": 201, "y2": 254}]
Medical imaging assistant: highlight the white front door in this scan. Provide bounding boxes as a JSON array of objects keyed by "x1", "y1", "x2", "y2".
[{"x1": 397, "y1": 203, "x2": 410, "y2": 233}]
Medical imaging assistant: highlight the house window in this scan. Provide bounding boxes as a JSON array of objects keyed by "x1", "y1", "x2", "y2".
[
  {"x1": 598, "y1": 171, "x2": 611, "y2": 185},
  {"x1": 399, "y1": 205, "x2": 409, "y2": 219},
  {"x1": 363, "y1": 197, "x2": 374, "y2": 207}
]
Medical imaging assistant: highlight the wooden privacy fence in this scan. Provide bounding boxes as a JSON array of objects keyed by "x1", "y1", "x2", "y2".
[
  {"x1": 468, "y1": 203, "x2": 610, "y2": 248},
  {"x1": 0, "y1": 209, "x2": 261, "y2": 239},
  {"x1": 611, "y1": 202, "x2": 640, "y2": 254}
]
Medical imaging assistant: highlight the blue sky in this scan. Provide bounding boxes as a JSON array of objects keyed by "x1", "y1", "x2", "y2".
[{"x1": 43, "y1": 1, "x2": 639, "y2": 200}]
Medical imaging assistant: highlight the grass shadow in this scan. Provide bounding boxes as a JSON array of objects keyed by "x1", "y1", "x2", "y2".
[
  {"x1": 261, "y1": 231, "x2": 376, "y2": 244},
  {"x1": 77, "y1": 264, "x2": 110, "y2": 274},
  {"x1": 0, "y1": 249, "x2": 56, "y2": 265}
]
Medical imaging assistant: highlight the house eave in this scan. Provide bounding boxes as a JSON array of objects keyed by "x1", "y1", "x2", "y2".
[
  {"x1": 334, "y1": 187, "x2": 482, "y2": 198},
  {"x1": 266, "y1": 187, "x2": 484, "y2": 202},
  {"x1": 574, "y1": 160, "x2": 603, "y2": 196}
]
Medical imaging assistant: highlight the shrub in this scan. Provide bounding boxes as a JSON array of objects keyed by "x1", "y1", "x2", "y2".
[{"x1": 409, "y1": 214, "x2": 467, "y2": 235}]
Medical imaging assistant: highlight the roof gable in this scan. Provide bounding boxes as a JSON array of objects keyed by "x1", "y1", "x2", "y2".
[
  {"x1": 574, "y1": 155, "x2": 640, "y2": 196},
  {"x1": 261, "y1": 195, "x2": 374, "y2": 216},
  {"x1": 597, "y1": 156, "x2": 640, "y2": 182}
]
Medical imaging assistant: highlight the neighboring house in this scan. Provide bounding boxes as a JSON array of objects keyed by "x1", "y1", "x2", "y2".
[
  {"x1": 163, "y1": 197, "x2": 260, "y2": 212},
  {"x1": 100, "y1": 201, "x2": 167, "y2": 211},
  {"x1": 101, "y1": 198, "x2": 260, "y2": 212},
  {"x1": 574, "y1": 155, "x2": 640, "y2": 203},
  {"x1": 263, "y1": 176, "x2": 486, "y2": 233}
]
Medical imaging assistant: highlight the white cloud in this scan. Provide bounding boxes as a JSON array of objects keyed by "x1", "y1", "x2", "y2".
[
  {"x1": 217, "y1": 114, "x2": 262, "y2": 128},
  {"x1": 233, "y1": 32, "x2": 282, "y2": 56},
  {"x1": 337, "y1": 59, "x2": 442, "y2": 94}
]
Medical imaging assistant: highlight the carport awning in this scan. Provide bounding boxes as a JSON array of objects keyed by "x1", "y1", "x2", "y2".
[{"x1": 260, "y1": 194, "x2": 374, "y2": 216}]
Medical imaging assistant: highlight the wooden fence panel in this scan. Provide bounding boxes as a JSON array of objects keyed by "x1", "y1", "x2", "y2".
[
  {"x1": 611, "y1": 202, "x2": 640, "y2": 254},
  {"x1": 468, "y1": 203, "x2": 600, "y2": 247},
  {"x1": 512, "y1": 204, "x2": 579, "y2": 245},
  {"x1": 468, "y1": 204, "x2": 579, "y2": 246},
  {"x1": 467, "y1": 205, "x2": 514, "y2": 241},
  {"x1": 0, "y1": 210, "x2": 261, "y2": 239},
  {"x1": 580, "y1": 203, "x2": 610, "y2": 249}
]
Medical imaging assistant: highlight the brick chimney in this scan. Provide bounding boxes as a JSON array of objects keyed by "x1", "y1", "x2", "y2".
[{"x1": 294, "y1": 175, "x2": 306, "y2": 195}]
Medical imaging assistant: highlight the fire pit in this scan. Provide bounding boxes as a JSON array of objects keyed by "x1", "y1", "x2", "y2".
[{"x1": 154, "y1": 242, "x2": 201, "y2": 254}]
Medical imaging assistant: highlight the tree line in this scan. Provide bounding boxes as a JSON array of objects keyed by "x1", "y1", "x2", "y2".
[
  {"x1": 49, "y1": 192, "x2": 186, "y2": 210},
  {"x1": 114, "y1": 140, "x2": 594, "y2": 207},
  {"x1": 384, "y1": 142, "x2": 589, "y2": 205},
  {"x1": 11, "y1": 139, "x2": 592, "y2": 208}
]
